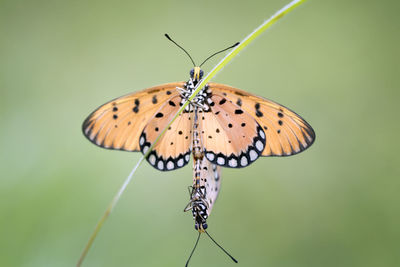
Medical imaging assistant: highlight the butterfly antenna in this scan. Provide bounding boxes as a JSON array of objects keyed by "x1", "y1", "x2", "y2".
[
  {"x1": 165, "y1": 34, "x2": 196, "y2": 67},
  {"x1": 199, "y1": 42, "x2": 240, "y2": 67},
  {"x1": 185, "y1": 232, "x2": 201, "y2": 267},
  {"x1": 205, "y1": 230, "x2": 238, "y2": 264}
]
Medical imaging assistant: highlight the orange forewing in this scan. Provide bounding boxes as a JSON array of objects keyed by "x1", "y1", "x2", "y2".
[
  {"x1": 208, "y1": 83, "x2": 315, "y2": 157},
  {"x1": 82, "y1": 82, "x2": 184, "y2": 152}
]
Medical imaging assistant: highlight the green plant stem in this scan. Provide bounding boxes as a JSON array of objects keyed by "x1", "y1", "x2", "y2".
[{"x1": 77, "y1": 0, "x2": 306, "y2": 265}]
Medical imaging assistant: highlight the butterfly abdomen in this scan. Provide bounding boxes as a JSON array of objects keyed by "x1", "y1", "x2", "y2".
[
  {"x1": 192, "y1": 199, "x2": 208, "y2": 232},
  {"x1": 185, "y1": 156, "x2": 221, "y2": 232}
]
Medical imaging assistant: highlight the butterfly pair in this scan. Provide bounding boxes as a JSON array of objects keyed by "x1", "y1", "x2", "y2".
[{"x1": 82, "y1": 35, "x2": 315, "y2": 265}]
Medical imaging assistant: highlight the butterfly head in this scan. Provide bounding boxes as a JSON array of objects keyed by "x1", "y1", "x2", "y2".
[
  {"x1": 190, "y1": 67, "x2": 204, "y2": 82},
  {"x1": 194, "y1": 221, "x2": 208, "y2": 233}
]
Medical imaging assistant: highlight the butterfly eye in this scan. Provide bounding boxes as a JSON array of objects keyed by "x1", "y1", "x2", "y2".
[
  {"x1": 202, "y1": 223, "x2": 208, "y2": 229},
  {"x1": 199, "y1": 70, "x2": 204, "y2": 79},
  {"x1": 190, "y1": 69, "x2": 194, "y2": 78},
  {"x1": 194, "y1": 224, "x2": 199, "y2": 230}
]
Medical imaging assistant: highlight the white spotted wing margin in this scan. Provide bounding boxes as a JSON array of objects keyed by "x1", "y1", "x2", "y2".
[{"x1": 138, "y1": 95, "x2": 193, "y2": 172}]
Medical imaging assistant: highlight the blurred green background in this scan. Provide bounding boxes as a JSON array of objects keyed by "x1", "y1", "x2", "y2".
[{"x1": 1, "y1": 0, "x2": 399, "y2": 266}]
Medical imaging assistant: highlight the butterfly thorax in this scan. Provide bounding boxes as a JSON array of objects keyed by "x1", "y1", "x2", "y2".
[
  {"x1": 178, "y1": 69, "x2": 213, "y2": 113},
  {"x1": 178, "y1": 80, "x2": 211, "y2": 112}
]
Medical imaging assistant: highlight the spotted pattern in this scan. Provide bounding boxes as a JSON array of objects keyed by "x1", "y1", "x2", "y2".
[
  {"x1": 83, "y1": 68, "x2": 315, "y2": 174},
  {"x1": 82, "y1": 82, "x2": 184, "y2": 152},
  {"x1": 140, "y1": 132, "x2": 191, "y2": 171},
  {"x1": 178, "y1": 80, "x2": 213, "y2": 113},
  {"x1": 204, "y1": 125, "x2": 266, "y2": 168},
  {"x1": 207, "y1": 82, "x2": 315, "y2": 157},
  {"x1": 198, "y1": 90, "x2": 267, "y2": 168},
  {"x1": 187, "y1": 158, "x2": 221, "y2": 232},
  {"x1": 132, "y1": 99, "x2": 140, "y2": 113},
  {"x1": 138, "y1": 95, "x2": 193, "y2": 171}
]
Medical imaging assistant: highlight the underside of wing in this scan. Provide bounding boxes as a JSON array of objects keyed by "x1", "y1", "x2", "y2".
[
  {"x1": 209, "y1": 83, "x2": 315, "y2": 156},
  {"x1": 201, "y1": 160, "x2": 221, "y2": 216}
]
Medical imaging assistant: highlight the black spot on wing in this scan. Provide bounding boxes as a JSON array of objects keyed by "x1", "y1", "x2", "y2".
[
  {"x1": 132, "y1": 98, "x2": 140, "y2": 113},
  {"x1": 152, "y1": 95, "x2": 158, "y2": 104},
  {"x1": 255, "y1": 103, "x2": 263, "y2": 117},
  {"x1": 203, "y1": 126, "x2": 265, "y2": 168}
]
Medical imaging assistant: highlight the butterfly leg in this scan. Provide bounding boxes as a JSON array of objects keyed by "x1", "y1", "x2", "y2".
[
  {"x1": 187, "y1": 185, "x2": 194, "y2": 196},
  {"x1": 184, "y1": 187, "x2": 208, "y2": 212},
  {"x1": 184, "y1": 201, "x2": 194, "y2": 212},
  {"x1": 176, "y1": 86, "x2": 190, "y2": 97},
  {"x1": 184, "y1": 188, "x2": 199, "y2": 212}
]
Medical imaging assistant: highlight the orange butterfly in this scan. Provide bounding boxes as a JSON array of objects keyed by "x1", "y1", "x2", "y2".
[
  {"x1": 82, "y1": 34, "x2": 315, "y2": 265},
  {"x1": 82, "y1": 43, "x2": 314, "y2": 173},
  {"x1": 82, "y1": 34, "x2": 315, "y2": 226}
]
